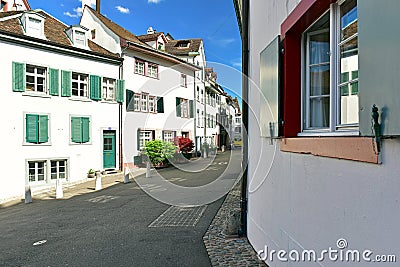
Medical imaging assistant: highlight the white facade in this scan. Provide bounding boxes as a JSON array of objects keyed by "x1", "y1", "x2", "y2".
[
  {"x1": 80, "y1": 7, "x2": 199, "y2": 166},
  {"x1": 243, "y1": 1, "x2": 400, "y2": 266},
  {"x1": 0, "y1": 12, "x2": 122, "y2": 203}
]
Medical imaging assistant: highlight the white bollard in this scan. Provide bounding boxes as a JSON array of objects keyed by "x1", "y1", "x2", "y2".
[
  {"x1": 124, "y1": 166, "x2": 130, "y2": 184},
  {"x1": 146, "y1": 162, "x2": 151, "y2": 178},
  {"x1": 25, "y1": 185, "x2": 32, "y2": 204},
  {"x1": 95, "y1": 171, "x2": 102, "y2": 190},
  {"x1": 56, "y1": 179, "x2": 63, "y2": 199}
]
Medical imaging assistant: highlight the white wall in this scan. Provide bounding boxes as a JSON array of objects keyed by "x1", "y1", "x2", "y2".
[
  {"x1": 122, "y1": 51, "x2": 196, "y2": 162},
  {"x1": 247, "y1": 1, "x2": 400, "y2": 266},
  {"x1": 0, "y1": 40, "x2": 120, "y2": 203},
  {"x1": 80, "y1": 9, "x2": 122, "y2": 54}
]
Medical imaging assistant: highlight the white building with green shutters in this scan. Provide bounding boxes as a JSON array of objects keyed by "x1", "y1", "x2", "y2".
[
  {"x1": 0, "y1": 9, "x2": 124, "y2": 203},
  {"x1": 80, "y1": 5, "x2": 200, "y2": 166}
]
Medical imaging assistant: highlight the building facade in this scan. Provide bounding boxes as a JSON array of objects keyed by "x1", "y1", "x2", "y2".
[
  {"x1": 0, "y1": 10, "x2": 124, "y2": 203},
  {"x1": 235, "y1": 0, "x2": 400, "y2": 266},
  {"x1": 80, "y1": 6, "x2": 200, "y2": 166}
]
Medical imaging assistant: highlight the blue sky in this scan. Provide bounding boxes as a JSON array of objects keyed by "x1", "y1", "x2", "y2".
[{"x1": 27, "y1": 0, "x2": 242, "y2": 98}]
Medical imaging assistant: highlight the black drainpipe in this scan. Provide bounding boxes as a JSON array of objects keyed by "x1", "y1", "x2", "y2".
[{"x1": 239, "y1": 0, "x2": 249, "y2": 237}]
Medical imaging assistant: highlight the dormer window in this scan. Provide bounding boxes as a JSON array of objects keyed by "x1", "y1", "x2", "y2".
[
  {"x1": 21, "y1": 12, "x2": 45, "y2": 39},
  {"x1": 176, "y1": 41, "x2": 190, "y2": 48},
  {"x1": 75, "y1": 30, "x2": 86, "y2": 46},
  {"x1": 66, "y1": 25, "x2": 89, "y2": 49}
]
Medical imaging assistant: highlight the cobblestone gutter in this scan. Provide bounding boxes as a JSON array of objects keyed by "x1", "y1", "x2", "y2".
[{"x1": 203, "y1": 182, "x2": 267, "y2": 267}]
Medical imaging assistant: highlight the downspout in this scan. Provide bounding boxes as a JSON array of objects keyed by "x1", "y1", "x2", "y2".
[
  {"x1": 239, "y1": 0, "x2": 249, "y2": 237},
  {"x1": 119, "y1": 42, "x2": 130, "y2": 171},
  {"x1": 118, "y1": 62, "x2": 123, "y2": 171},
  {"x1": 190, "y1": 54, "x2": 198, "y2": 157}
]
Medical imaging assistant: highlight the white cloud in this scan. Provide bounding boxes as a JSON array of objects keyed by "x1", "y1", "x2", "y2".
[
  {"x1": 80, "y1": 0, "x2": 96, "y2": 8},
  {"x1": 208, "y1": 37, "x2": 236, "y2": 47},
  {"x1": 232, "y1": 61, "x2": 242, "y2": 68},
  {"x1": 63, "y1": 7, "x2": 83, "y2": 18},
  {"x1": 116, "y1": 5, "x2": 130, "y2": 14},
  {"x1": 148, "y1": 0, "x2": 162, "y2": 3}
]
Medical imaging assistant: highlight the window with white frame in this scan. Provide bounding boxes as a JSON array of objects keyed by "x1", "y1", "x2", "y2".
[
  {"x1": 135, "y1": 60, "x2": 145, "y2": 75},
  {"x1": 201, "y1": 90, "x2": 204, "y2": 104},
  {"x1": 50, "y1": 160, "x2": 67, "y2": 180},
  {"x1": 134, "y1": 94, "x2": 140, "y2": 111},
  {"x1": 75, "y1": 30, "x2": 86, "y2": 46},
  {"x1": 163, "y1": 131, "x2": 174, "y2": 143},
  {"x1": 180, "y1": 74, "x2": 187, "y2": 87},
  {"x1": 72, "y1": 72, "x2": 88, "y2": 97},
  {"x1": 27, "y1": 17, "x2": 42, "y2": 37},
  {"x1": 303, "y1": 0, "x2": 358, "y2": 132},
  {"x1": 26, "y1": 65, "x2": 46, "y2": 93},
  {"x1": 102, "y1": 78, "x2": 115, "y2": 101},
  {"x1": 181, "y1": 99, "x2": 189, "y2": 118},
  {"x1": 149, "y1": 96, "x2": 155, "y2": 113},
  {"x1": 139, "y1": 130, "x2": 153, "y2": 149},
  {"x1": 197, "y1": 109, "x2": 200, "y2": 127},
  {"x1": 141, "y1": 94, "x2": 148, "y2": 112},
  {"x1": 147, "y1": 64, "x2": 158, "y2": 78},
  {"x1": 28, "y1": 161, "x2": 46, "y2": 183},
  {"x1": 197, "y1": 87, "x2": 200, "y2": 101}
]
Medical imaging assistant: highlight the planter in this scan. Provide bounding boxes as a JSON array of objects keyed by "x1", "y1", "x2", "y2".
[
  {"x1": 182, "y1": 152, "x2": 193, "y2": 160},
  {"x1": 87, "y1": 173, "x2": 95, "y2": 178}
]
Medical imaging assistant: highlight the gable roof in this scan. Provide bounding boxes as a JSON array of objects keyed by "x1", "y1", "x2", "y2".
[
  {"x1": 137, "y1": 32, "x2": 166, "y2": 43},
  {"x1": 165, "y1": 38, "x2": 202, "y2": 56},
  {"x1": 84, "y1": 5, "x2": 144, "y2": 46},
  {"x1": 0, "y1": 10, "x2": 119, "y2": 59}
]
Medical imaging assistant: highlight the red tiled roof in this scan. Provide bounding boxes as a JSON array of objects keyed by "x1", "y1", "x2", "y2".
[
  {"x1": 0, "y1": 10, "x2": 119, "y2": 58},
  {"x1": 137, "y1": 32, "x2": 164, "y2": 42},
  {"x1": 165, "y1": 38, "x2": 202, "y2": 56},
  {"x1": 85, "y1": 5, "x2": 145, "y2": 46}
]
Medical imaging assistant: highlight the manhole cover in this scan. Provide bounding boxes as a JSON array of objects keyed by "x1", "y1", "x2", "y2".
[{"x1": 149, "y1": 205, "x2": 207, "y2": 227}]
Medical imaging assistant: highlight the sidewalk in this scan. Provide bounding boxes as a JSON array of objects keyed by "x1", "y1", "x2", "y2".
[
  {"x1": 203, "y1": 181, "x2": 267, "y2": 267},
  {"x1": 1, "y1": 167, "x2": 147, "y2": 207}
]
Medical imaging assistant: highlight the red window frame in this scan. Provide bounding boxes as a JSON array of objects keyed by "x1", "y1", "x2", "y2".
[{"x1": 280, "y1": 0, "x2": 335, "y2": 137}]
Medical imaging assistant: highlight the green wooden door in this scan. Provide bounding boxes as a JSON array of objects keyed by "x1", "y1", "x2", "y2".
[{"x1": 103, "y1": 132, "x2": 116, "y2": 169}]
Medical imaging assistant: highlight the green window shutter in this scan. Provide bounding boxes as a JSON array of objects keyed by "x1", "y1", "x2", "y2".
[
  {"x1": 71, "y1": 117, "x2": 82, "y2": 143},
  {"x1": 61, "y1": 70, "x2": 72, "y2": 97},
  {"x1": 26, "y1": 114, "x2": 39, "y2": 143},
  {"x1": 81, "y1": 117, "x2": 90, "y2": 143},
  {"x1": 189, "y1": 100, "x2": 194, "y2": 118},
  {"x1": 90, "y1": 75, "x2": 101, "y2": 101},
  {"x1": 49, "y1": 68, "x2": 60, "y2": 96},
  {"x1": 126, "y1": 89, "x2": 134, "y2": 110},
  {"x1": 157, "y1": 97, "x2": 164, "y2": 113},
  {"x1": 38, "y1": 115, "x2": 49, "y2": 143},
  {"x1": 176, "y1": 97, "x2": 181, "y2": 117},
  {"x1": 12, "y1": 62, "x2": 25, "y2": 92},
  {"x1": 116, "y1": 79, "x2": 125, "y2": 103}
]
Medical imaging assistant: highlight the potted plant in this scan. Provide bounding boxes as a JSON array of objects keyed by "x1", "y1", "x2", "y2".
[
  {"x1": 142, "y1": 140, "x2": 177, "y2": 168},
  {"x1": 87, "y1": 169, "x2": 96, "y2": 178}
]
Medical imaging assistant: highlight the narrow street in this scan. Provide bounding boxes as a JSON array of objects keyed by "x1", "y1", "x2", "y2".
[{"x1": 0, "y1": 150, "x2": 242, "y2": 267}]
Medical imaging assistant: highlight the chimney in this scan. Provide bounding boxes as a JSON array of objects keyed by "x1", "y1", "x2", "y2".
[
  {"x1": 147, "y1": 26, "x2": 155, "y2": 34},
  {"x1": 96, "y1": 0, "x2": 100, "y2": 13}
]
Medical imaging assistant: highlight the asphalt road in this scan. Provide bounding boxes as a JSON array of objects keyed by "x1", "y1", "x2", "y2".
[{"x1": 0, "y1": 150, "x2": 241, "y2": 267}]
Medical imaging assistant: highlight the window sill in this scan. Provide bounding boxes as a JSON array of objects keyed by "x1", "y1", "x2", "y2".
[
  {"x1": 23, "y1": 142, "x2": 52, "y2": 146},
  {"x1": 298, "y1": 130, "x2": 359, "y2": 137},
  {"x1": 280, "y1": 137, "x2": 379, "y2": 164},
  {"x1": 69, "y1": 97, "x2": 92, "y2": 102},
  {"x1": 69, "y1": 142, "x2": 92, "y2": 145},
  {"x1": 22, "y1": 92, "x2": 51, "y2": 98},
  {"x1": 100, "y1": 100, "x2": 118, "y2": 104}
]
